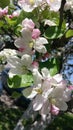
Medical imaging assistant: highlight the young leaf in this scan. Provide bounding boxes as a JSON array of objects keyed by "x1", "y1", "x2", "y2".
[
  {"x1": 8, "y1": 74, "x2": 33, "y2": 88},
  {"x1": 66, "y1": 29, "x2": 73, "y2": 38}
]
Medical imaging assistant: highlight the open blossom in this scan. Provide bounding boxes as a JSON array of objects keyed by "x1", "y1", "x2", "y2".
[
  {"x1": 14, "y1": 28, "x2": 32, "y2": 55},
  {"x1": 0, "y1": 7, "x2": 8, "y2": 18},
  {"x1": 24, "y1": 68, "x2": 72, "y2": 116},
  {"x1": 14, "y1": 18, "x2": 48, "y2": 54},
  {"x1": 64, "y1": 0, "x2": 73, "y2": 13},
  {"x1": 8, "y1": 54, "x2": 33, "y2": 77},
  {"x1": 18, "y1": 0, "x2": 43, "y2": 12},
  {"x1": 46, "y1": 0, "x2": 61, "y2": 12}
]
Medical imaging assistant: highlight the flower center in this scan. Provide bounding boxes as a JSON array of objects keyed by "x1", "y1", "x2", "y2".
[
  {"x1": 50, "y1": 0, "x2": 54, "y2": 3},
  {"x1": 29, "y1": 42, "x2": 34, "y2": 48},
  {"x1": 29, "y1": 0, "x2": 34, "y2": 5},
  {"x1": 34, "y1": 87, "x2": 43, "y2": 94}
]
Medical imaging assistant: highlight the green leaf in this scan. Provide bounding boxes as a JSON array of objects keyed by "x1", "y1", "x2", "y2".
[
  {"x1": 8, "y1": 74, "x2": 33, "y2": 88},
  {"x1": 39, "y1": 57, "x2": 60, "y2": 76},
  {"x1": 0, "y1": 0, "x2": 10, "y2": 8},
  {"x1": 66, "y1": 29, "x2": 73, "y2": 38},
  {"x1": 5, "y1": 16, "x2": 17, "y2": 26},
  {"x1": 11, "y1": 91, "x2": 22, "y2": 98},
  {"x1": 44, "y1": 26, "x2": 65, "y2": 39},
  {"x1": 16, "y1": 10, "x2": 34, "y2": 25}
]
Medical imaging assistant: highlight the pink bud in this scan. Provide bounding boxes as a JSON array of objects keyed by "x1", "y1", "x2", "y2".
[
  {"x1": 7, "y1": 14, "x2": 13, "y2": 19},
  {"x1": 12, "y1": 11, "x2": 20, "y2": 17},
  {"x1": 51, "y1": 105, "x2": 59, "y2": 115},
  {"x1": 22, "y1": 18, "x2": 35, "y2": 31},
  {"x1": 68, "y1": 86, "x2": 73, "y2": 90},
  {"x1": 18, "y1": 47, "x2": 25, "y2": 52},
  {"x1": 32, "y1": 29, "x2": 41, "y2": 39},
  {"x1": 32, "y1": 61, "x2": 39, "y2": 69},
  {"x1": 2, "y1": 7, "x2": 8, "y2": 15}
]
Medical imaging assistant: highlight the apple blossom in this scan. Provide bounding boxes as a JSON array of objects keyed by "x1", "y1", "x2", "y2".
[
  {"x1": 14, "y1": 28, "x2": 32, "y2": 55},
  {"x1": 18, "y1": 0, "x2": 43, "y2": 12},
  {"x1": 8, "y1": 54, "x2": 33, "y2": 77},
  {"x1": 22, "y1": 18, "x2": 35, "y2": 31},
  {"x1": 24, "y1": 68, "x2": 72, "y2": 116},
  {"x1": 64, "y1": 0, "x2": 73, "y2": 13},
  {"x1": 32, "y1": 29, "x2": 41, "y2": 39},
  {"x1": 46, "y1": 0, "x2": 61, "y2": 12}
]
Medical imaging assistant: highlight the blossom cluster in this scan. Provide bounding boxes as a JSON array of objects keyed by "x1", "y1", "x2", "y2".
[{"x1": 0, "y1": 0, "x2": 73, "y2": 118}]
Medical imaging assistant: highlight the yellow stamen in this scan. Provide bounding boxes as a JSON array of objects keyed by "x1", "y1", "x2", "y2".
[
  {"x1": 29, "y1": 42, "x2": 34, "y2": 48},
  {"x1": 34, "y1": 88, "x2": 43, "y2": 94},
  {"x1": 29, "y1": 0, "x2": 34, "y2": 5},
  {"x1": 50, "y1": 0, "x2": 54, "y2": 3},
  {"x1": 50, "y1": 98, "x2": 56, "y2": 104}
]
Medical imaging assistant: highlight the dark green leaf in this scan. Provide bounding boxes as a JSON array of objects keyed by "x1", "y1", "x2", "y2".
[
  {"x1": 0, "y1": 0, "x2": 10, "y2": 8},
  {"x1": 44, "y1": 26, "x2": 65, "y2": 39}
]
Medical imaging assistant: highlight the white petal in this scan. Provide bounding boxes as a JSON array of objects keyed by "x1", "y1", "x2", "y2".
[
  {"x1": 56, "y1": 100, "x2": 68, "y2": 111},
  {"x1": 32, "y1": 69, "x2": 42, "y2": 85},
  {"x1": 40, "y1": 100, "x2": 50, "y2": 115},
  {"x1": 33, "y1": 95, "x2": 44, "y2": 111},
  {"x1": 21, "y1": 54, "x2": 32, "y2": 67},
  {"x1": 41, "y1": 67, "x2": 50, "y2": 79},
  {"x1": 14, "y1": 37, "x2": 24, "y2": 48},
  {"x1": 8, "y1": 56, "x2": 21, "y2": 67},
  {"x1": 35, "y1": 45, "x2": 47, "y2": 53},
  {"x1": 21, "y1": 28, "x2": 32, "y2": 43},
  {"x1": 36, "y1": 37, "x2": 48, "y2": 45},
  {"x1": 62, "y1": 88, "x2": 71, "y2": 102},
  {"x1": 22, "y1": 87, "x2": 33, "y2": 98},
  {"x1": 53, "y1": 74, "x2": 63, "y2": 83}
]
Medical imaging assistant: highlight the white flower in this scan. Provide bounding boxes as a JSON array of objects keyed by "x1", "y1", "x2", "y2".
[
  {"x1": 8, "y1": 54, "x2": 32, "y2": 77},
  {"x1": 46, "y1": 0, "x2": 61, "y2": 12},
  {"x1": 18, "y1": 0, "x2": 43, "y2": 12},
  {"x1": 27, "y1": 68, "x2": 71, "y2": 116},
  {"x1": 64, "y1": 0, "x2": 73, "y2": 13},
  {"x1": 33, "y1": 37, "x2": 48, "y2": 53},
  {"x1": 14, "y1": 28, "x2": 32, "y2": 55}
]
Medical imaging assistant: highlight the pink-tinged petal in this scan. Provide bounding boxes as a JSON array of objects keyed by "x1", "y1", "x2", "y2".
[
  {"x1": 22, "y1": 18, "x2": 35, "y2": 30},
  {"x1": 51, "y1": 104, "x2": 59, "y2": 115},
  {"x1": 32, "y1": 61, "x2": 39, "y2": 69},
  {"x1": 33, "y1": 95, "x2": 44, "y2": 111},
  {"x1": 32, "y1": 29, "x2": 41, "y2": 39}
]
